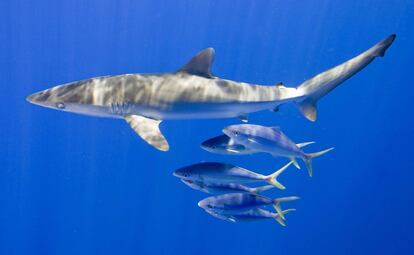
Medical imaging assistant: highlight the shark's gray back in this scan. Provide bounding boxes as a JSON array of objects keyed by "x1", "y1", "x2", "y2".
[{"x1": 90, "y1": 72, "x2": 284, "y2": 108}]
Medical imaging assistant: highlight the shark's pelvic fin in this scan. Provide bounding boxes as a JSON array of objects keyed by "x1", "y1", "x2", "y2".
[
  {"x1": 179, "y1": 48, "x2": 215, "y2": 78},
  {"x1": 125, "y1": 115, "x2": 169, "y2": 151}
]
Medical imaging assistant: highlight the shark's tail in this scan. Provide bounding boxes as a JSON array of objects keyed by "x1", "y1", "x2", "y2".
[
  {"x1": 303, "y1": 147, "x2": 335, "y2": 177},
  {"x1": 295, "y1": 34, "x2": 396, "y2": 121}
]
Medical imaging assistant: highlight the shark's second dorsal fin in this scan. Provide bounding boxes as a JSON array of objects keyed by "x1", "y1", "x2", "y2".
[{"x1": 179, "y1": 48, "x2": 215, "y2": 78}]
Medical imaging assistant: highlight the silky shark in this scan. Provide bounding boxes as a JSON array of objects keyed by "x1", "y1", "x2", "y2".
[{"x1": 26, "y1": 34, "x2": 396, "y2": 151}]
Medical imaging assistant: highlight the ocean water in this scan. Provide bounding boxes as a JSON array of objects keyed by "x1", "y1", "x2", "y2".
[{"x1": 1, "y1": 1, "x2": 413, "y2": 254}]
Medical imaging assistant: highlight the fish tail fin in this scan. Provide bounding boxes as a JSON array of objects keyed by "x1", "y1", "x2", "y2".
[
  {"x1": 266, "y1": 161, "x2": 293, "y2": 190},
  {"x1": 275, "y1": 208, "x2": 296, "y2": 226},
  {"x1": 250, "y1": 185, "x2": 275, "y2": 194},
  {"x1": 304, "y1": 147, "x2": 335, "y2": 177},
  {"x1": 273, "y1": 196, "x2": 300, "y2": 220},
  {"x1": 295, "y1": 34, "x2": 396, "y2": 122},
  {"x1": 290, "y1": 157, "x2": 301, "y2": 169}
]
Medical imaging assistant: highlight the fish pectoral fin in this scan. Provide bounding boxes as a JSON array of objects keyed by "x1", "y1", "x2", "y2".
[
  {"x1": 247, "y1": 138, "x2": 258, "y2": 144},
  {"x1": 124, "y1": 115, "x2": 169, "y2": 151},
  {"x1": 237, "y1": 114, "x2": 248, "y2": 123},
  {"x1": 179, "y1": 48, "x2": 215, "y2": 78}
]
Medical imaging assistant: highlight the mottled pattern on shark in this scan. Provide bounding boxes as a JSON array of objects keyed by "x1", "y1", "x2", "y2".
[{"x1": 27, "y1": 34, "x2": 396, "y2": 151}]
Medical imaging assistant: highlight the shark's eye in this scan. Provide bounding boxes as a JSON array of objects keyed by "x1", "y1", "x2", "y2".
[
  {"x1": 207, "y1": 205, "x2": 213, "y2": 208},
  {"x1": 56, "y1": 102, "x2": 65, "y2": 109},
  {"x1": 233, "y1": 131, "x2": 239, "y2": 136}
]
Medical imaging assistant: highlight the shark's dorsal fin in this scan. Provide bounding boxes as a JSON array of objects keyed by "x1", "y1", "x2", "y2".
[
  {"x1": 179, "y1": 48, "x2": 215, "y2": 78},
  {"x1": 125, "y1": 115, "x2": 169, "y2": 151}
]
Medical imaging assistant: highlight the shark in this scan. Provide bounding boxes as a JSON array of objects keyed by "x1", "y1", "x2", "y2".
[{"x1": 26, "y1": 34, "x2": 396, "y2": 151}]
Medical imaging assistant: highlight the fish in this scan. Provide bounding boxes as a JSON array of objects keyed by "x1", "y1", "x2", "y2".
[
  {"x1": 180, "y1": 179, "x2": 275, "y2": 194},
  {"x1": 200, "y1": 135, "x2": 254, "y2": 155},
  {"x1": 223, "y1": 124, "x2": 333, "y2": 177},
  {"x1": 201, "y1": 134, "x2": 315, "y2": 156},
  {"x1": 26, "y1": 35, "x2": 396, "y2": 151},
  {"x1": 198, "y1": 193, "x2": 299, "y2": 220},
  {"x1": 204, "y1": 208, "x2": 296, "y2": 226},
  {"x1": 173, "y1": 161, "x2": 293, "y2": 190}
]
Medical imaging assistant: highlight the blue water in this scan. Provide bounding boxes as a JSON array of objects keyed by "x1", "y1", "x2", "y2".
[{"x1": 1, "y1": 1, "x2": 413, "y2": 254}]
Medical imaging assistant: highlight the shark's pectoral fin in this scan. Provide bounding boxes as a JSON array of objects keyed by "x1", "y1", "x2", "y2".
[
  {"x1": 124, "y1": 115, "x2": 169, "y2": 151},
  {"x1": 179, "y1": 48, "x2": 215, "y2": 78}
]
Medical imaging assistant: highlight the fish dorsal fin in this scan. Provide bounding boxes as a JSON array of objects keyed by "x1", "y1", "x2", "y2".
[
  {"x1": 125, "y1": 115, "x2": 169, "y2": 151},
  {"x1": 179, "y1": 48, "x2": 215, "y2": 78},
  {"x1": 270, "y1": 126, "x2": 281, "y2": 132}
]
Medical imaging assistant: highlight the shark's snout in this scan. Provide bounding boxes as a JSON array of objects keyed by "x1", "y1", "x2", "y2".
[
  {"x1": 26, "y1": 92, "x2": 40, "y2": 104},
  {"x1": 26, "y1": 89, "x2": 53, "y2": 107},
  {"x1": 26, "y1": 86, "x2": 72, "y2": 110}
]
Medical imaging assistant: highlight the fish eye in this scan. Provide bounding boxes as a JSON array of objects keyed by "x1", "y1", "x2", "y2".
[
  {"x1": 233, "y1": 131, "x2": 239, "y2": 135},
  {"x1": 56, "y1": 102, "x2": 65, "y2": 109},
  {"x1": 207, "y1": 205, "x2": 213, "y2": 208}
]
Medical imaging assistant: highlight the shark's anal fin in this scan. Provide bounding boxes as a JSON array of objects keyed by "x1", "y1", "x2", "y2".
[
  {"x1": 179, "y1": 48, "x2": 215, "y2": 78},
  {"x1": 125, "y1": 115, "x2": 169, "y2": 151}
]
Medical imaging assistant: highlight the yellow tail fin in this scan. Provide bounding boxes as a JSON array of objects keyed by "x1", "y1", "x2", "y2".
[{"x1": 266, "y1": 161, "x2": 293, "y2": 189}]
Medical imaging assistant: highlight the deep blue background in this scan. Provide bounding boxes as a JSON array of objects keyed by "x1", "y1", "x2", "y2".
[{"x1": 1, "y1": 1, "x2": 413, "y2": 254}]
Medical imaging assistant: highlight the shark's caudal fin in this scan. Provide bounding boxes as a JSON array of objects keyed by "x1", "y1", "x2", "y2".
[
  {"x1": 265, "y1": 161, "x2": 293, "y2": 190},
  {"x1": 250, "y1": 185, "x2": 275, "y2": 194},
  {"x1": 304, "y1": 147, "x2": 335, "y2": 177},
  {"x1": 125, "y1": 115, "x2": 169, "y2": 151},
  {"x1": 275, "y1": 208, "x2": 296, "y2": 226},
  {"x1": 273, "y1": 196, "x2": 300, "y2": 221},
  {"x1": 296, "y1": 34, "x2": 396, "y2": 121}
]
